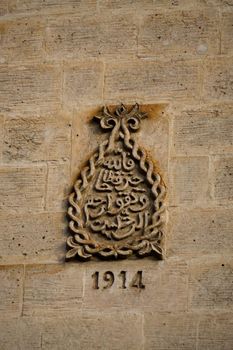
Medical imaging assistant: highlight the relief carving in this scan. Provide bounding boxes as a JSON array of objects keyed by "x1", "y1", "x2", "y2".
[{"x1": 66, "y1": 104, "x2": 166, "y2": 260}]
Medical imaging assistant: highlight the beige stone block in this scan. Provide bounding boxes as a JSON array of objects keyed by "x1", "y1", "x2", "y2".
[
  {"x1": 98, "y1": 0, "x2": 218, "y2": 11},
  {"x1": 3, "y1": 116, "x2": 45, "y2": 162},
  {"x1": 0, "y1": 165, "x2": 46, "y2": 212},
  {"x1": 0, "y1": 1, "x2": 8, "y2": 16},
  {"x1": 8, "y1": 0, "x2": 97, "y2": 14},
  {"x1": 83, "y1": 259, "x2": 188, "y2": 311},
  {"x1": 212, "y1": 156, "x2": 233, "y2": 203},
  {"x1": 172, "y1": 104, "x2": 233, "y2": 155},
  {"x1": 0, "y1": 317, "x2": 41, "y2": 350},
  {"x1": 104, "y1": 59, "x2": 200, "y2": 102},
  {"x1": 23, "y1": 264, "x2": 84, "y2": 316},
  {"x1": 42, "y1": 311, "x2": 143, "y2": 350},
  {"x1": 2, "y1": 113, "x2": 72, "y2": 163},
  {"x1": 203, "y1": 57, "x2": 233, "y2": 101},
  {"x1": 198, "y1": 313, "x2": 233, "y2": 349},
  {"x1": 0, "y1": 115, "x2": 4, "y2": 162},
  {"x1": 189, "y1": 257, "x2": 233, "y2": 310},
  {"x1": 0, "y1": 17, "x2": 45, "y2": 65},
  {"x1": 221, "y1": 10, "x2": 233, "y2": 55},
  {"x1": 46, "y1": 161, "x2": 71, "y2": 212},
  {"x1": 0, "y1": 311, "x2": 143, "y2": 350},
  {"x1": 63, "y1": 62, "x2": 104, "y2": 108},
  {"x1": 138, "y1": 10, "x2": 219, "y2": 57},
  {"x1": 0, "y1": 265, "x2": 23, "y2": 316},
  {"x1": 168, "y1": 208, "x2": 233, "y2": 258},
  {"x1": 0, "y1": 212, "x2": 66, "y2": 264},
  {"x1": 0, "y1": 65, "x2": 61, "y2": 114},
  {"x1": 144, "y1": 312, "x2": 198, "y2": 350},
  {"x1": 169, "y1": 156, "x2": 209, "y2": 206},
  {"x1": 45, "y1": 14, "x2": 137, "y2": 59},
  {"x1": 71, "y1": 104, "x2": 169, "y2": 184}
]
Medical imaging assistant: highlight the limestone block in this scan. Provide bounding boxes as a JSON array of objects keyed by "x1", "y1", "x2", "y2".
[
  {"x1": 8, "y1": 0, "x2": 97, "y2": 15},
  {"x1": 104, "y1": 59, "x2": 200, "y2": 102},
  {"x1": 98, "y1": 0, "x2": 219, "y2": 11},
  {"x1": 0, "y1": 265, "x2": 23, "y2": 316},
  {"x1": 0, "y1": 115, "x2": 4, "y2": 162},
  {"x1": 198, "y1": 313, "x2": 233, "y2": 349},
  {"x1": 167, "y1": 208, "x2": 233, "y2": 258},
  {"x1": 169, "y1": 156, "x2": 209, "y2": 206},
  {"x1": 23, "y1": 264, "x2": 84, "y2": 316},
  {"x1": 83, "y1": 259, "x2": 188, "y2": 311},
  {"x1": 212, "y1": 156, "x2": 233, "y2": 203},
  {"x1": 63, "y1": 62, "x2": 104, "y2": 108},
  {"x1": 138, "y1": 10, "x2": 219, "y2": 57},
  {"x1": 0, "y1": 65, "x2": 61, "y2": 114},
  {"x1": 42, "y1": 311, "x2": 143, "y2": 350},
  {"x1": 45, "y1": 14, "x2": 137, "y2": 60},
  {"x1": 0, "y1": 165, "x2": 46, "y2": 212},
  {"x1": 2, "y1": 113, "x2": 72, "y2": 162},
  {"x1": 144, "y1": 312, "x2": 198, "y2": 350},
  {"x1": 46, "y1": 161, "x2": 71, "y2": 212},
  {"x1": 189, "y1": 257, "x2": 233, "y2": 310},
  {"x1": 221, "y1": 10, "x2": 233, "y2": 55},
  {"x1": 0, "y1": 212, "x2": 66, "y2": 264},
  {"x1": 0, "y1": 17, "x2": 45, "y2": 65},
  {"x1": 3, "y1": 116, "x2": 45, "y2": 162},
  {"x1": 172, "y1": 103, "x2": 233, "y2": 155},
  {"x1": 0, "y1": 317, "x2": 42, "y2": 350},
  {"x1": 0, "y1": 311, "x2": 143, "y2": 350},
  {"x1": 203, "y1": 57, "x2": 233, "y2": 101},
  {"x1": 0, "y1": 1, "x2": 8, "y2": 16}
]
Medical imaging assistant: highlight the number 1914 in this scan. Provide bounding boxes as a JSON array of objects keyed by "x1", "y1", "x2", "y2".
[{"x1": 91, "y1": 270, "x2": 145, "y2": 290}]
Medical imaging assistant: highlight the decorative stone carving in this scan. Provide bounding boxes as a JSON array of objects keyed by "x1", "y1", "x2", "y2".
[{"x1": 66, "y1": 104, "x2": 166, "y2": 260}]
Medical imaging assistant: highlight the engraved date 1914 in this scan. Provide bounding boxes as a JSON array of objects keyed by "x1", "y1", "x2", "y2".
[{"x1": 91, "y1": 271, "x2": 145, "y2": 290}]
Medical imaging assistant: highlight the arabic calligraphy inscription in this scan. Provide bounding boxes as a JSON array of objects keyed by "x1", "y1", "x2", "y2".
[{"x1": 66, "y1": 104, "x2": 166, "y2": 260}]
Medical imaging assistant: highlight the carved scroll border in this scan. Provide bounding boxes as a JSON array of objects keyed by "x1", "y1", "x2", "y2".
[{"x1": 66, "y1": 127, "x2": 166, "y2": 260}]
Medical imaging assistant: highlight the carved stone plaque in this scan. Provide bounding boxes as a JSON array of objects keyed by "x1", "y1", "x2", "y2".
[{"x1": 66, "y1": 104, "x2": 166, "y2": 260}]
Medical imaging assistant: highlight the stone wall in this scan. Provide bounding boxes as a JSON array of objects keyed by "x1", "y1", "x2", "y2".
[{"x1": 0, "y1": 1, "x2": 233, "y2": 349}]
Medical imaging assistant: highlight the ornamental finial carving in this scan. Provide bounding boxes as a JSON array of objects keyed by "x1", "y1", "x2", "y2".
[{"x1": 66, "y1": 104, "x2": 166, "y2": 260}]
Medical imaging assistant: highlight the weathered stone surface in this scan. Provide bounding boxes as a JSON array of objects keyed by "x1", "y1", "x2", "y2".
[
  {"x1": 221, "y1": 10, "x2": 233, "y2": 55},
  {"x1": 45, "y1": 14, "x2": 137, "y2": 59},
  {"x1": 144, "y1": 312, "x2": 198, "y2": 350},
  {"x1": 8, "y1": 0, "x2": 97, "y2": 14},
  {"x1": 98, "y1": 0, "x2": 219, "y2": 11},
  {"x1": 83, "y1": 259, "x2": 188, "y2": 311},
  {"x1": 198, "y1": 313, "x2": 233, "y2": 349},
  {"x1": 0, "y1": 212, "x2": 66, "y2": 264},
  {"x1": 172, "y1": 103, "x2": 233, "y2": 155},
  {"x1": 0, "y1": 311, "x2": 143, "y2": 350},
  {"x1": 138, "y1": 10, "x2": 219, "y2": 57},
  {"x1": 104, "y1": 59, "x2": 200, "y2": 102},
  {"x1": 0, "y1": 115, "x2": 4, "y2": 162},
  {"x1": 0, "y1": 265, "x2": 23, "y2": 316},
  {"x1": 203, "y1": 57, "x2": 233, "y2": 101},
  {"x1": 169, "y1": 156, "x2": 209, "y2": 206},
  {"x1": 168, "y1": 208, "x2": 233, "y2": 258},
  {"x1": 0, "y1": 17, "x2": 45, "y2": 64},
  {"x1": 0, "y1": 165, "x2": 46, "y2": 212},
  {"x1": 63, "y1": 62, "x2": 104, "y2": 108},
  {"x1": 0, "y1": 1, "x2": 8, "y2": 16},
  {"x1": 2, "y1": 113, "x2": 71, "y2": 162},
  {"x1": 46, "y1": 161, "x2": 71, "y2": 212},
  {"x1": 23, "y1": 264, "x2": 83, "y2": 316},
  {"x1": 189, "y1": 257, "x2": 233, "y2": 310},
  {"x1": 0, "y1": 65, "x2": 61, "y2": 114},
  {"x1": 212, "y1": 156, "x2": 233, "y2": 204}
]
